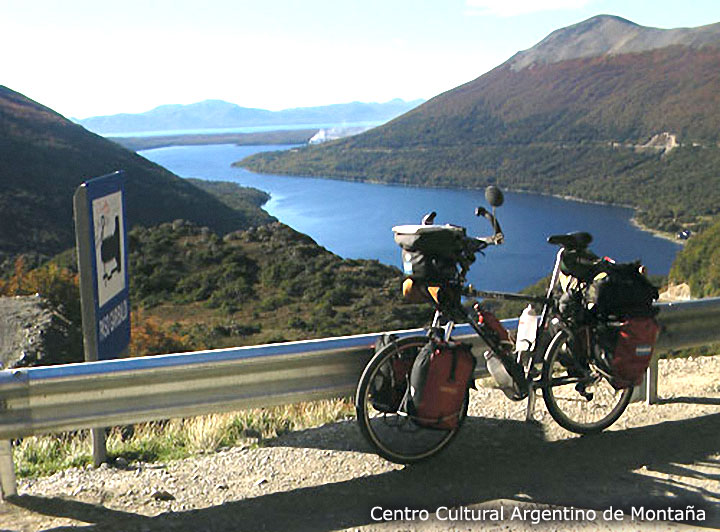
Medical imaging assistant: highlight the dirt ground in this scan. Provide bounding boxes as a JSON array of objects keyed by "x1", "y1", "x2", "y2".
[{"x1": 1, "y1": 355, "x2": 718, "y2": 532}]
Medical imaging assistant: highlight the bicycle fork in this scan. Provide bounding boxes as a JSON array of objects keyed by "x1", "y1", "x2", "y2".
[{"x1": 431, "y1": 310, "x2": 455, "y2": 342}]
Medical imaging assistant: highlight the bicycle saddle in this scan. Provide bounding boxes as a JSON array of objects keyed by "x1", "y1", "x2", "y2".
[{"x1": 547, "y1": 232, "x2": 593, "y2": 250}]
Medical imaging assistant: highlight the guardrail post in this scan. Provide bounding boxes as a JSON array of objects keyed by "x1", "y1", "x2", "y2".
[
  {"x1": 92, "y1": 429, "x2": 107, "y2": 467},
  {"x1": 630, "y1": 382, "x2": 645, "y2": 403},
  {"x1": 0, "y1": 440, "x2": 17, "y2": 499},
  {"x1": 629, "y1": 356, "x2": 659, "y2": 404},
  {"x1": 645, "y1": 356, "x2": 659, "y2": 405}
]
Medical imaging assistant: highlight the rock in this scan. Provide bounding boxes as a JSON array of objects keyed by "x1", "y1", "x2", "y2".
[
  {"x1": 151, "y1": 490, "x2": 176, "y2": 501},
  {"x1": 658, "y1": 282, "x2": 691, "y2": 302},
  {"x1": 0, "y1": 295, "x2": 82, "y2": 369}
]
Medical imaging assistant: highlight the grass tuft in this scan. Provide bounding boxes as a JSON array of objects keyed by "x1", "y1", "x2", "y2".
[{"x1": 13, "y1": 398, "x2": 354, "y2": 478}]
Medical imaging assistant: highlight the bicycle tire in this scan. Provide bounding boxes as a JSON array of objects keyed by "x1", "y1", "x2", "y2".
[
  {"x1": 355, "y1": 335, "x2": 468, "y2": 464},
  {"x1": 542, "y1": 329, "x2": 632, "y2": 434}
]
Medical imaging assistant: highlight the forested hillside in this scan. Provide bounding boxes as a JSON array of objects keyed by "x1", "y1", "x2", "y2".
[
  {"x1": 670, "y1": 217, "x2": 720, "y2": 298},
  {"x1": 0, "y1": 86, "x2": 271, "y2": 260},
  {"x1": 3, "y1": 222, "x2": 424, "y2": 365},
  {"x1": 128, "y1": 221, "x2": 424, "y2": 345},
  {"x1": 239, "y1": 16, "x2": 720, "y2": 233}
]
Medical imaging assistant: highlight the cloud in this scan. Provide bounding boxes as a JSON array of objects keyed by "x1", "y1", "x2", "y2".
[{"x1": 465, "y1": 0, "x2": 593, "y2": 17}]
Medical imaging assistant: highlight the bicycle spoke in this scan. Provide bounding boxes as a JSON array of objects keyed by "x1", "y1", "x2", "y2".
[
  {"x1": 356, "y1": 336, "x2": 467, "y2": 463},
  {"x1": 542, "y1": 331, "x2": 632, "y2": 434}
]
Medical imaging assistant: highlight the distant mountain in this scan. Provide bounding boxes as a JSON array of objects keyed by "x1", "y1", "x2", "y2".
[
  {"x1": 240, "y1": 15, "x2": 720, "y2": 233},
  {"x1": 0, "y1": 86, "x2": 273, "y2": 260},
  {"x1": 76, "y1": 98, "x2": 425, "y2": 134},
  {"x1": 509, "y1": 15, "x2": 720, "y2": 70}
]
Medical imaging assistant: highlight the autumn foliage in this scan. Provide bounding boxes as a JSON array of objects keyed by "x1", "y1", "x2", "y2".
[
  {"x1": 0, "y1": 256, "x2": 80, "y2": 315},
  {"x1": 130, "y1": 309, "x2": 192, "y2": 357}
]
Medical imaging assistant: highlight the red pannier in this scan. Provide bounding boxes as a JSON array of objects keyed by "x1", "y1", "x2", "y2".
[
  {"x1": 403, "y1": 340, "x2": 476, "y2": 429},
  {"x1": 609, "y1": 317, "x2": 660, "y2": 388}
]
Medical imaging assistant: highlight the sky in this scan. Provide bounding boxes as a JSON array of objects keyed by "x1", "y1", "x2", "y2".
[{"x1": 2, "y1": 0, "x2": 720, "y2": 119}]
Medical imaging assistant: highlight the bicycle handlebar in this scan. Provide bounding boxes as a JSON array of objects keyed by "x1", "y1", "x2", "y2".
[
  {"x1": 473, "y1": 206, "x2": 504, "y2": 249},
  {"x1": 418, "y1": 187, "x2": 505, "y2": 255}
]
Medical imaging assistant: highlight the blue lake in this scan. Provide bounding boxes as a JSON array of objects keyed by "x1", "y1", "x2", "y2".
[{"x1": 140, "y1": 144, "x2": 681, "y2": 293}]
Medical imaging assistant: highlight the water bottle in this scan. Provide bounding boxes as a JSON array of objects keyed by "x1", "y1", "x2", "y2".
[
  {"x1": 516, "y1": 305, "x2": 538, "y2": 353},
  {"x1": 484, "y1": 350, "x2": 523, "y2": 400}
]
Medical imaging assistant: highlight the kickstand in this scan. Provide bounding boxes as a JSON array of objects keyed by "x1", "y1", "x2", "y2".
[{"x1": 525, "y1": 382, "x2": 537, "y2": 423}]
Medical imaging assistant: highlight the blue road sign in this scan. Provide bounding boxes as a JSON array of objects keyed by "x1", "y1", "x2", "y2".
[{"x1": 74, "y1": 171, "x2": 130, "y2": 360}]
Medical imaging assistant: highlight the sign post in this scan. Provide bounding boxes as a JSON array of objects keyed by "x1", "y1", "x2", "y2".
[{"x1": 73, "y1": 171, "x2": 131, "y2": 466}]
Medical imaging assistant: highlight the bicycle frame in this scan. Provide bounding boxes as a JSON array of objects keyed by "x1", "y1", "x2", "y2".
[{"x1": 429, "y1": 247, "x2": 568, "y2": 383}]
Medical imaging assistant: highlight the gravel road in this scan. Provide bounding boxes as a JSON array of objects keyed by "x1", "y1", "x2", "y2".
[{"x1": 1, "y1": 355, "x2": 718, "y2": 532}]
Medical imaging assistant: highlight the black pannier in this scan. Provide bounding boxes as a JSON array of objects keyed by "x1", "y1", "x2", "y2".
[
  {"x1": 589, "y1": 262, "x2": 659, "y2": 318},
  {"x1": 393, "y1": 225, "x2": 466, "y2": 283},
  {"x1": 369, "y1": 334, "x2": 413, "y2": 413}
]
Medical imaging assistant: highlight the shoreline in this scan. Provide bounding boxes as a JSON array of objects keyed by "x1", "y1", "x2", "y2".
[
  {"x1": 236, "y1": 160, "x2": 683, "y2": 246},
  {"x1": 630, "y1": 217, "x2": 684, "y2": 245},
  {"x1": 116, "y1": 130, "x2": 315, "y2": 152},
  {"x1": 139, "y1": 139, "x2": 681, "y2": 247}
]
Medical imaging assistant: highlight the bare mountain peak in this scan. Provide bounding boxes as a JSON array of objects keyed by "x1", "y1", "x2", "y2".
[{"x1": 510, "y1": 15, "x2": 720, "y2": 70}]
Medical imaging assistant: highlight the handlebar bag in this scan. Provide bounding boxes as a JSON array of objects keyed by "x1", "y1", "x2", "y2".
[
  {"x1": 599, "y1": 317, "x2": 660, "y2": 388},
  {"x1": 393, "y1": 225, "x2": 466, "y2": 282},
  {"x1": 401, "y1": 339, "x2": 475, "y2": 430},
  {"x1": 400, "y1": 250, "x2": 458, "y2": 282},
  {"x1": 393, "y1": 224, "x2": 466, "y2": 257}
]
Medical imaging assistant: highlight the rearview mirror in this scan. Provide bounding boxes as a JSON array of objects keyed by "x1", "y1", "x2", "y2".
[{"x1": 485, "y1": 185, "x2": 504, "y2": 208}]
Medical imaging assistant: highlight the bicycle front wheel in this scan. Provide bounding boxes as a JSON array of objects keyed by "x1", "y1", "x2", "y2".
[
  {"x1": 355, "y1": 335, "x2": 468, "y2": 464},
  {"x1": 542, "y1": 330, "x2": 632, "y2": 434}
]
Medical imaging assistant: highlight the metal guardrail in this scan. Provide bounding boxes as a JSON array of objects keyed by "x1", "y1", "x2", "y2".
[
  {"x1": 0, "y1": 326, "x2": 487, "y2": 442},
  {"x1": 1, "y1": 298, "x2": 719, "y2": 498}
]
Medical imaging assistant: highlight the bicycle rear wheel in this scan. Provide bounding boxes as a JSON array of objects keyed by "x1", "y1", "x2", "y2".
[
  {"x1": 355, "y1": 335, "x2": 468, "y2": 464},
  {"x1": 542, "y1": 329, "x2": 632, "y2": 434}
]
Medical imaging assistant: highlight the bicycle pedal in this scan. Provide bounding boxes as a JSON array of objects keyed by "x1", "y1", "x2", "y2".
[{"x1": 575, "y1": 383, "x2": 593, "y2": 401}]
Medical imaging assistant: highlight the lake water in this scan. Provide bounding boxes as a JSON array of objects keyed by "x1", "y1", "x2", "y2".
[{"x1": 140, "y1": 144, "x2": 681, "y2": 293}]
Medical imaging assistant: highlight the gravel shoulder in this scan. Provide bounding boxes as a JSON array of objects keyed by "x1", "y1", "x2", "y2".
[{"x1": 1, "y1": 355, "x2": 719, "y2": 532}]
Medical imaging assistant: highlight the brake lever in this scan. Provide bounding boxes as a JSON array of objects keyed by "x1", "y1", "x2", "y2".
[
  {"x1": 477, "y1": 234, "x2": 503, "y2": 247},
  {"x1": 422, "y1": 211, "x2": 437, "y2": 225},
  {"x1": 475, "y1": 205, "x2": 503, "y2": 244}
]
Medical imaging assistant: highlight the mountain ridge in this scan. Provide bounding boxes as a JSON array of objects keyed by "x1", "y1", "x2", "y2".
[
  {"x1": 76, "y1": 98, "x2": 424, "y2": 134},
  {"x1": 510, "y1": 15, "x2": 720, "y2": 70}
]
